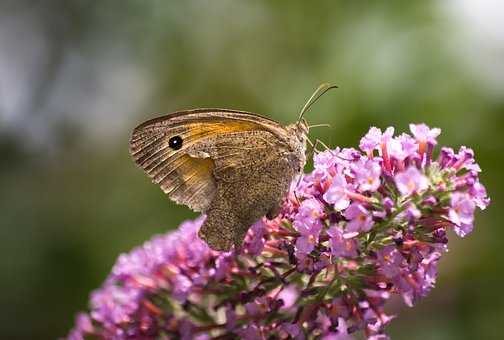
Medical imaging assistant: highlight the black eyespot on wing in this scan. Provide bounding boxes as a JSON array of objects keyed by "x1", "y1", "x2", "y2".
[{"x1": 169, "y1": 136, "x2": 183, "y2": 150}]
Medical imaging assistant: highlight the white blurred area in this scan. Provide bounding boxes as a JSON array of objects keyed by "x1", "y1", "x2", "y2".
[
  {"x1": 440, "y1": 0, "x2": 504, "y2": 98},
  {"x1": 0, "y1": 0, "x2": 503, "y2": 152},
  {"x1": 0, "y1": 6, "x2": 152, "y2": 151}
]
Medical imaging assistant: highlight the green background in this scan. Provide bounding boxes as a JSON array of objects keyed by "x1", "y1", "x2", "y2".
[{"x1": 0, "y1": 1, "x2": 502, "y2": 339}]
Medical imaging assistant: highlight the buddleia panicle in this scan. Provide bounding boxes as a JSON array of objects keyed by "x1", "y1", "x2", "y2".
[{"x1": 68, "y1": 123, "x2": 489, "y2": 340}]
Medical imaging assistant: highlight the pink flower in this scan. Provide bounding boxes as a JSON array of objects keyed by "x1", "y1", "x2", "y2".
[
  {"x1": 439, "y1": 147, "x2": 456, "y2": 168},
  {"x1": 448, "y1": 192, "x2": 476, "y2": 237},
  {"x1": 294, "y1": 199, "x2": 324, "y2": 255},
  {"x1": 295, "y1": 228, "x2": 321, "y2": 255},
  {"x1": 314, "y1": 149, "x2": 339, "y2": 170},
  {"x1": 277, "y1": 285, "x2": 299, "y2": 310},
  {"x1": 376, "y1": 246, "x2": 405, "y2": 279},
  {"x1": 68, "y1": 123, "x2": 489, "y2": 340},
  {"x1": 388, "y1": 133, "x2": 417, "y2": 162},
  {"x1": 68, "y1": 314, "x2": 94, "y2": 340},
  {"x1": 321, "y1": 318, "x2": 352, "y2": 340},
  {"x1": 359, "y1": 127, "x2": 382, "y2": 154},
  {"x1": 394, "y1": 166, "x2": 429, "y2": 196},
  {"x1": 354, "y1": 159, "x2": 381, "y2": 192},
  {"x1": 398, "y1": 133, "x2": 418, "y2": 155},
  {"x1": 282, "y1": 323, "x2": 302, "y2": 338},
  {"x1": 405, "y1": 204, "x2": 421, "y2": 221},
  {"x1": 243, "y1": 221, "x2": 265, "y2": 256},
  {"x1": 387, "y1": 138, "x2": 407, "y2": 162},
  {"x1": 344, "y1": 203, "x2": 374, "y2": 233},
  {"x1": 295, "y1": 198, "x2": 324, "y2": 225},
  {"x1": 379, "y1": 127, "x2": 395, "y2": 172},
  {"x1": 381, "y1": 127, "x2": 395, "y2": 143},
  {"x1": 327, "y1": 225, "x2": 358, "y2": 258},
  {"x1": 453, "y1": 146, "x2": 480, "y2": 172},
  {"x1": 469, "y1": 181, "x2": 490, "y2": 210},
  {"x1": 237, "y1": 324, "x2": 262, "y2": 340},
  {"x1": 323, "y1": 174, "x2": 351, "y2": 211},
  {"x1": 409, "y1": 123, "x2": 441, "y2": 145}
]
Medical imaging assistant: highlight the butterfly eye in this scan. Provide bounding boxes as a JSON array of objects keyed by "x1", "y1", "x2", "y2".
[{"x1": 168, "y1": 135, "x2": 183, "y2": 150}]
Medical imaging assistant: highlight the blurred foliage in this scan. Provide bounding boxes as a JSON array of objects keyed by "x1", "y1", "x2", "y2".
[{"x1": 0, "y1": 0, "x2": 502, "y2": 339}]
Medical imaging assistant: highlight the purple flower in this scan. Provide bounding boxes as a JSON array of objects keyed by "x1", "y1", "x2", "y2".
[
  {"x1": 387, "y1": 133, "x2": 417, "y2": 164},
  {"x1": 225, "y1": 308, "x2": 237, "y2": 331},
  {"x1": 321, "y1": 318, "x2": 352, "y2": 340},
  {"x1": 400, "y1": 247, "x2": 442, "y2": 307},
  {"x1": 421, "y1": 250, "x2": 441, "y2": 292},
  {"x1": 453, "y1": 146, "x2": 481, "y2": 172},
  {"x1": 387, "y1": 138, "x2": 407, "y2": 162},
  {"x1": 339, "y1": 147, "x2": 362, "y2": 162},
  {"x1": 282, "y1": 323, "x2": 303, "y2": 339},
  {"x1": 470, "y1": 181, "x2": 490, "y2": 210},
  {"x1": 295, "y1": 198, "x2": 324, "y2": 224},
  {"x1": 394, "y1": 166, "x2": 429, "y2": 196},
  {"x1": 215, "y1": 254, "x2": 233, "y2": 280},
  {"x1": 381, "y1": 127, "x2": 395, "y2": 144},
  {"x1": 354, "y1": 159, "x2": 381, "y2": 192},
  {"x1": 237, "y1": 324, "x2": 262, "y2": 340},
  {"x1": 378, "y1": 127, "x2": 395, "y2": 172},
  {"x1": 327, "y1": 225, "x2": 358, "y2": 258},
  {"x1": 68, "y1": 123, "x2": 489, "y2": 340},
  {"x1": 398, "y1": 133, "x2": 418, "y2": 155},
  {"x1": 323, "y1": 174, "x2": 351, "y2": 211},
  {"x1": 368, "y1": 335, "x2": 391, "y2": 340},
  {"x1": 314, "y1": 149, "x2": 339, "y2": 170},
  {"x1": 439, "y1": 147, "x2": 455, "y2": 168},
  {"x1": 448, "y1": 192, "x2": 475, "y2": 225},
  {"x1": 344, "y1": 202, "x2": 374, "y2": 233},
  {"x1": 294, "y1": 199, "x2": 324, "y2": 255},
  {"x1": 409, "y1": 123, "x2": 441, "y2": 145},
  {"x1": 376, "y1": 246, "x2": 404, "y2": 279},
  {"x1": 90, "y1": 284, "x2": 142, "y2": 326},
  {"x1": 295, "y1": 226, "x2": 321, "y2": 255},
  {"x1": 68, "y1": 313, "x2": 94, "y2": 340},
  {"x1": 405, "y1": 203, "x2": 421, "y2": 221},
  {"x1": 278, "y1": 285, "x2": 299, "y2": 310},
  {"x1": 243, "y1": 220, "x2": 266, "y2": 256},
  {"x1": 448, "y1": 192, "x2": 476, "y2": 237},
  {"x1": 244, "y1": 300, "x2": 263, "y2": 316}
]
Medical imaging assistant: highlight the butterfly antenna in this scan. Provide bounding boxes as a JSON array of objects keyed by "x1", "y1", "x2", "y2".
[
  {"x1": 297, "y1": 83, "x2": 338, "y2": 124},
  {"x1": 308, "y1": 123, "x2": 331, "y2": 129}
]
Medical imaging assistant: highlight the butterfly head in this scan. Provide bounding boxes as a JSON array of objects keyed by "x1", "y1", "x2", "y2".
[
  {"x1": 297, "y1": 117, "x2": 309, "y2": 136},
  {"x1": 286, "y1": 119, "x2": 309, "y2": 145}
]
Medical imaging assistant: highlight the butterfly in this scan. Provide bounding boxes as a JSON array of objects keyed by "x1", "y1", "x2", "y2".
[{"x1": 129, "y1": 84, "x2": 336, "y2": 251}]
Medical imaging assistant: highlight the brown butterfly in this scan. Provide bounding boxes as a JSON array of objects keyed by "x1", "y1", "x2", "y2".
[{"x1": 129, "y1": 84, "x2": 336, "y2": 251}]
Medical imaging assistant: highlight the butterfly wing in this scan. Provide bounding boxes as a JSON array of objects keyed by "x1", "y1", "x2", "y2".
[{"x1": 129, "y1": 109, "x2": 289, "y2": 212}]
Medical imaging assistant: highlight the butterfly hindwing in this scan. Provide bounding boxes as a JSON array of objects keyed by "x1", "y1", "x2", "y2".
[{"x1": 196, "y1": 130, "x2": 278, "y2": 182}]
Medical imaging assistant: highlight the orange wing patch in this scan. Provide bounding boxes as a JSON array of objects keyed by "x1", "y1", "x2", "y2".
[{"x1": 163, "y1": 155, "x2": 215, "y2": 212}]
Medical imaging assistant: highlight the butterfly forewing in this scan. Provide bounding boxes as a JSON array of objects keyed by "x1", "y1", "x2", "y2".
[{"x1": 129, "y1": 109, "x2": 290, "y2": 212}]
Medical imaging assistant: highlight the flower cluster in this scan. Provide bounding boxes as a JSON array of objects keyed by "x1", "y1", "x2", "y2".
[{"x1": 69, "y1": 124, "x2": 489, "y2": 339}]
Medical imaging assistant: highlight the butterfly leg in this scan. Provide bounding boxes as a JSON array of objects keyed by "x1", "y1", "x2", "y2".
[
  {"x1": 313, "y1": 139, "x2": 354, "y2": 161},
  {"x1": 313, "y1": 138, "x2": 332, "y2": 151}
]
